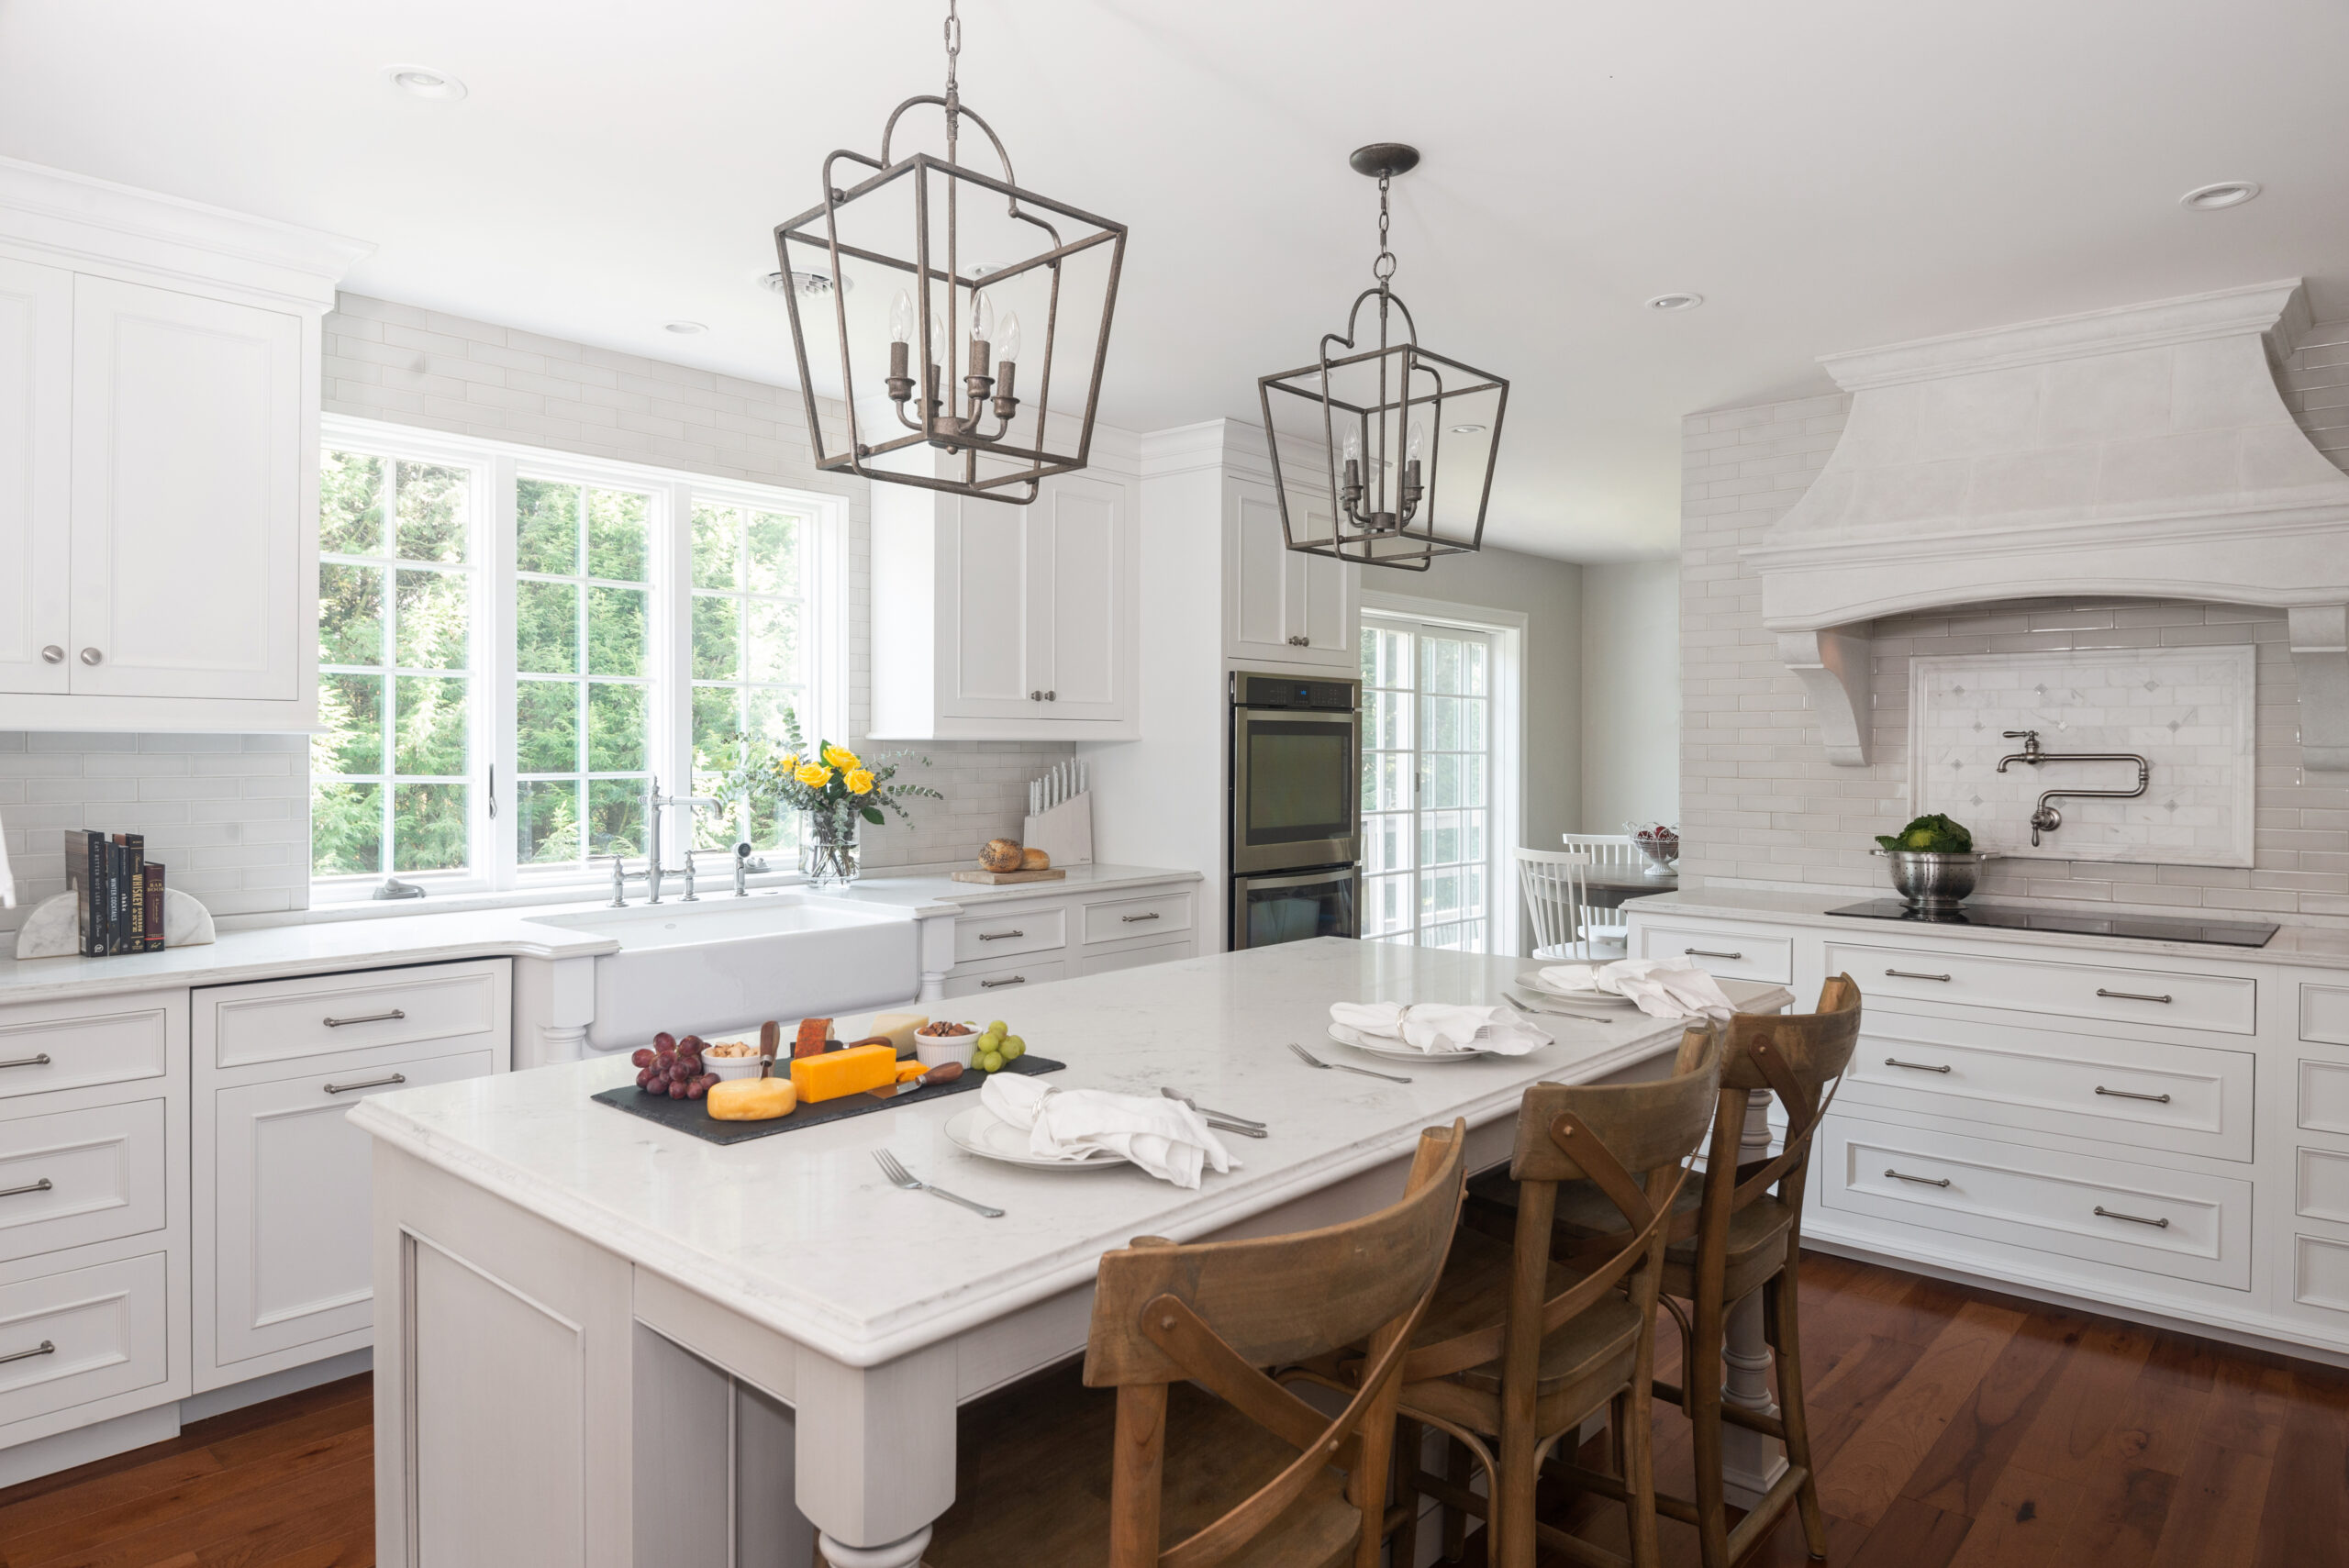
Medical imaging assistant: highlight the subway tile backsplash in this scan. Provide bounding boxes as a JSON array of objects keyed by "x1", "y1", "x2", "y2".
[
  {"x1": 0, "y1": 294, "x2": 1078, "y2": 938},
  {"x1": 1680, "y1": 319, "x2": 2349, "y2": 924}
]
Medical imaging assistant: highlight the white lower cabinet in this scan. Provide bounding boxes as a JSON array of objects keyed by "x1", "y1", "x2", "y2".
[
  {"x1": 936, "y1": 878, "x2": 1199, "y2": 1001},
  {"x1": 193, "y1": 960, "x2": 510, "y2": 1391},
  {"x1": 0, "y1": 1251, "x2": 172, "y2": 1430}
]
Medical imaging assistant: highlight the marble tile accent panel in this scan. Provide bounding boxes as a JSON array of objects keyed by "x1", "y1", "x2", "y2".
[{"x1": 1909, "y1": 647, "x2": 2254, "y2": 866}]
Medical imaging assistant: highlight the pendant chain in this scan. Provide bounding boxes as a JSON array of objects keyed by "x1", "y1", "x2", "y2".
[{"x1": 1373, "y1": 172, "x2": 1397, "y2": 286}]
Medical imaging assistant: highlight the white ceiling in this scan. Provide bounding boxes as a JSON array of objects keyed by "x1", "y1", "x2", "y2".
[{"x1": 6, "y1": 0, "x2": 2348, "y2": 562}]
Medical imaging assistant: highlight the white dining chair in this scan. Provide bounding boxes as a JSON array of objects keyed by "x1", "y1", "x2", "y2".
[
  {"x1": 1515, "y1": 848, "x2": 1605, "y2": 961},
  {"x1": 1561, "y1": 832, "x2": 1640, "y2": 955}
]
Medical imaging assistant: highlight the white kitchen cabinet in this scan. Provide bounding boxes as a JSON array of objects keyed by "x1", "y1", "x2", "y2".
[
  {"x1": 192, "y1": 960, "x2": 511, "y2": 1390},
  {"x1": 870, "y1": 462, "x2": 1141, "y2": 740},
  {"x1": 0, "y1": 256, "x2": 71, "y2": 696},
  {"x1": 0, "y1": 156, "x2": 363, "y2": 730},
  {"x1": 67, "y1": 276, "x2": 303, "y2": 702},
  {"x1": 935, "y1": 875, "x2": 1199, "y2": 997},
  {"x1": 1223, "y1": 473, "x2": 1357, "y2": 671}
]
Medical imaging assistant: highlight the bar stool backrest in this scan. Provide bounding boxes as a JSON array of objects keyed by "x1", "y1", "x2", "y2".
[
  {"x1": 1084, "y1": 1120, "x2": 1470, "y2": 1568},
  {"x1": 1702, "y1": 974, "x2": 1863, "y2": 1236}
]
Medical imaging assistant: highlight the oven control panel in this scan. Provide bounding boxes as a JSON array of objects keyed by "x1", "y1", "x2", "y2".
[{"x1": 1233, "y1": 673, "x2": 1358, "y2": 710}]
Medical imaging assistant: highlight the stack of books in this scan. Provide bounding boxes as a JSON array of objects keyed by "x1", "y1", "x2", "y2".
[{"x1": 61, "y1": 830, "x2": 165, "y2": 956}]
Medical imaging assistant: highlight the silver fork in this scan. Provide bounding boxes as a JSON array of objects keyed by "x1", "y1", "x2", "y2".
[
  {"x1": 1286, "y1": 1040, "x2": 1412, "y2": 1084},
  {"x1": 873, "y1": 1150, "x2": 1004, "y2": 1218},
  {"x1": 1153, "y1": 1087, "x2": 1268, "y2": 1139}
]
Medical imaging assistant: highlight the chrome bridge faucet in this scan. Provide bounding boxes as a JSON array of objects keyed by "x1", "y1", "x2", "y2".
[
  {"x1": 600, "y1": 776, "x2": 718, "y2": 905},
  {"x1": 1994, "y1": 729, "x2": 2152, "y2": 847}
]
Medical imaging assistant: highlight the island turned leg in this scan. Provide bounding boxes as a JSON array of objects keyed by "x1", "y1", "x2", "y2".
[
  {"x1": 1718, "y1": 1086, "x2": 1790, "y2": 1508},
  {"x1": 797, "y1": 1342, "x2": 958, "y2": 1568}
]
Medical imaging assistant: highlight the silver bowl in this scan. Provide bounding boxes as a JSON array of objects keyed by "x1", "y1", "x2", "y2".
[{"x1": 1874, "y1": 850, "x2": 1996, "y2": 908}]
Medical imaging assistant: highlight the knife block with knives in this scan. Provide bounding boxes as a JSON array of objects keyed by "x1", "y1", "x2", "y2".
[{"x1": 1019, "y1": 758, "x2": 1092, "y2": 869}]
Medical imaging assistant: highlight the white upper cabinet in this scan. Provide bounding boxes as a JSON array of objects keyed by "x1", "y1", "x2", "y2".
[
  {"x1": 0, "y1": 257, "x2": 71, "y2": 696},
  {"x1": 1224, "y1": 473, "x2": 1358, "y2": 671},
  {"x1": 0, "y1": 156, "x2": 366, "y2": 730},
  {"x1": 69, "y1": 278, "x2": 304, "y2": 701},
  {"x1": 871, "y1": 462, "x2": 1141, "y2": 740}
]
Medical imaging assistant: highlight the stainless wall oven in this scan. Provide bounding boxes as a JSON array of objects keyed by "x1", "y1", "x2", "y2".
[{"x1": 1230, "y1": 672, "x2": 1360, "y2": 947}]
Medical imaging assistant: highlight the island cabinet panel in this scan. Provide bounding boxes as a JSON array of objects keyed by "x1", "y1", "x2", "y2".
[
  {"x1": 193, "y1": 959, "x2": 510, "y2": 1391},
  {"x1": 1823, "y1": 940, "x2": 2257, "y2": 1034},
  {"x1": 2307, "y1": 982, "x2": 2349, "y2": 1046},
  {"x1": 1635, "y1": 921, "x2": 1794, "y2": 984}
]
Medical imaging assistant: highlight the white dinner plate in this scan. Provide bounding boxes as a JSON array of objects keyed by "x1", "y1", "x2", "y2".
[
  {"x1": 1326, "y1": 1022, "x2": 1538, "y2": 1062},
  {"x1": 941, "y1": 1104, "x2": 1128, "y2": 1170},
  {"x1": 1515, "y1": 970, "x2": 1641, "y2": 1006},
  {"x1": 1504, "y1": 985, "x2": 1641, "y2": 1020}
]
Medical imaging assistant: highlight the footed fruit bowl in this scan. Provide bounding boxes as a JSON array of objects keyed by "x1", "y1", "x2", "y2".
[
  {"x1": 1626, "y1": 823, "x2": 1679, "y2": 877},
  {"x1": 1875, "y1": 850, "x2": 1996, "y2": 909}
]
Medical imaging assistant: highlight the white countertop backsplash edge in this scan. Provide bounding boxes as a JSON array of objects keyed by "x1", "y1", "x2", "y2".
[{"x1": 1627, "y1": 886, "x2": 2349, "y2": 970}]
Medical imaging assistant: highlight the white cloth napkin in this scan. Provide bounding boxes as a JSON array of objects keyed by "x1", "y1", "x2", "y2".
[
  {"x1": 979, "y1": 1073, "x2": 1239, "y2": 1189},
  {"x1": 1540, "y1": 958, "x2": 1735, "y2": 1020},
  {"x1": 1327, "y1": 1001, "x2": 1552, "y2": 1056}
]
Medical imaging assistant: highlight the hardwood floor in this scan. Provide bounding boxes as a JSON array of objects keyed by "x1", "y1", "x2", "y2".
[{"x1": 0, "y1": 1251, "x2": 2342, "y2": 1566}]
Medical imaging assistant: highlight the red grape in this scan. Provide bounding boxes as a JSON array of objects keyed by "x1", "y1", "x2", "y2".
[
  {"x1": 631, "y1": 1048, "x2": 654, "y2": 1069},
  {"x1": 636, "y1": 1067, "x2": 656, "y2": 1091},
  {"x1": 653, "y1": 1032, "x2": 676, "y2": 1053},
  {"x1": 685, "y1": 1077, "x2": 710, "y2": 1100},
  {"x1": 667, "y1": 1079, "x2": 687, "y2": 1099}
]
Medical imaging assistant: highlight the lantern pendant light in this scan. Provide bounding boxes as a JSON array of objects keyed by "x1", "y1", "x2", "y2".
[
  {"x1": 1258, "y1": 144, "x2": 1509, "y2": 568},
  {"x1": 773, "y1": 0, "x2": 1128, "y2": 504}
]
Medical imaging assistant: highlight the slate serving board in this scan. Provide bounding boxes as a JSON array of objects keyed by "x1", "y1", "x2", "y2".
[{"x1": 589, "y1": 1055, "x2": 1066, "y2": 1147}]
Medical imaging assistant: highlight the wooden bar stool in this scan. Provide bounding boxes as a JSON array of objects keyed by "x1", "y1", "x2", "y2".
[
  {"x1": 924, "y1": 1119, "x2": 1468, "y2": 1568},
  {"x1": 1373, "y1": 1024, "x2": 1725, "y2": 1568},
  {"x1": 1542, "y1": 975, "x2": 1862, "y2": 1567}
]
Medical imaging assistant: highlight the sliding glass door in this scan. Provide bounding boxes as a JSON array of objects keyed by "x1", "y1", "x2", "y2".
[{"x1": 1360, "y1": 614, "x2": 1494, "y2": 951}]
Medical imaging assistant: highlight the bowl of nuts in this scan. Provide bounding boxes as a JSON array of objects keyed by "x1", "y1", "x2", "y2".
[{"x1": 697, "y1": 1037, "x2": 768, "y2": 1081}]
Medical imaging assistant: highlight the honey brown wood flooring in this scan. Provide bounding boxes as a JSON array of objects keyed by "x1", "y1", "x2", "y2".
[{"x1": 2, "y1": 1252, "x2": 2343, "y2": 1566}]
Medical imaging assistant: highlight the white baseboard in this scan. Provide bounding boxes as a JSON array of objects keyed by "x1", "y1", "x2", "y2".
[{"x1": 0, "y1": 1350, "x2": 372, "y2": 1492}]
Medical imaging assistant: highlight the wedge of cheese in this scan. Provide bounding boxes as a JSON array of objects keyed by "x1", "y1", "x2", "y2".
[
  {"x1": 871, "y1": 1011, "x2": 929, "y2": 1060},
  {"x1": 788, "y1": 1042, "x2": 897, "y2": 1104}
]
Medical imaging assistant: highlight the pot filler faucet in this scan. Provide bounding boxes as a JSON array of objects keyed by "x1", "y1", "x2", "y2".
[{"x1": 1994, "y1": 730, "x2": 2152, "y2": 847}]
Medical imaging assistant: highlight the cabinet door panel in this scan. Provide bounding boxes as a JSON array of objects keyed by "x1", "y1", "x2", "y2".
[
  {"x1": 0, "y1": 258, "x2": 71, "y2": 695},
  {"x1": 70, "y1": 276, "x2": 302, "y2": 700},
  {"x1": 1037, "y1": 475, "x2": 1122, "y2": 717},
  {"x1": 942, "y1": 491, "x2": 1036, "y2": 717},
  {"x1": 1295, "y1": 497, "x2": 1357, "y2": 665},
  {"x1": 1228, "y1": 479, "x2": 1292, "y2": 660},
  {"x1": 206, "y1": 1048, "x2": 493, "y2": 1373}
]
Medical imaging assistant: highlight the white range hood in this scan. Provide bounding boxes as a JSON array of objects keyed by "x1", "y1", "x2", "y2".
[{"x1": 1743, "y1": 280, "x2": 2349, "y2": 768}]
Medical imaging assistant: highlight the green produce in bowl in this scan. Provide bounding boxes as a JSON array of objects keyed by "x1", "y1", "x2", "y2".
[{"x1": 1875, "y1": 813, "x2": 1976, "y2": 854}]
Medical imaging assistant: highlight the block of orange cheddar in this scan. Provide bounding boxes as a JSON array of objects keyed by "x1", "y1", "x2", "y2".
[{"x1": 787, "y1": 1042, "x2": 897, "y2": 1104}]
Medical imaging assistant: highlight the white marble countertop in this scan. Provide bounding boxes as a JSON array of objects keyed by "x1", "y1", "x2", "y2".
[
  {"x1": 0, "y1": 864, "x2": 1204, "y2": 1006},
  {"x1": 350, "y1": 938, "x2": 1788, "y2": 1368},
  {"x1": 1623, "y1": 886, "x2": 2349, "y2": 972}
]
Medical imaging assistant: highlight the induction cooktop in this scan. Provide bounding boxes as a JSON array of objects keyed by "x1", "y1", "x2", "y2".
[{"x1": 1824, "y1": 899, "x2": 2278, "y2": 949}]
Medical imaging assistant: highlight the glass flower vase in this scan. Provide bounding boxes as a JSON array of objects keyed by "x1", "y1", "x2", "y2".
[{"x1": 798, "y1": 806, "x2": 863, "y2": 887}]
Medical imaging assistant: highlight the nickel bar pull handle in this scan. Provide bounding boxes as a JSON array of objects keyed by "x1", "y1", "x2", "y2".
[
  {"x1": 2096, "y1": 988, "x2": 2172, "y2": 1004},
  {"x1": 0, "y1": 1053, "x2": 52, "y2": 1071},
  {"x1": 1884, "y1": 1168, "x2": 1952, "y2": 1188},
  {"x1": 323, "y1": 1009, "x2": 406, "y2": 1028},
  {"x1": 323, "y1": 1073, "x2": 408, "y2": 1095},
  {"x1": 2094, "y1": 1205, "x2": 2171, "y2": 1229},
  {"x1": 0, "y1": 1340, "x2": 56, "y2": 1367},
  {"x1": 976, "y1": 929, "x2": 1024, "y2": 941},
  {"x1": 1886, "y1": 969, "x2": 1953, "y2": 982},
  {"x1": 1884, "y1": 1058, "x2": 1952, "y2": 1073},
  {"x1": 0, "y1": 1177, "x2": 54, "y2": 1199},
  {"x1": 979, "y1": 975, "x2": 1026, "y2": 989},
  {"x1": 2094, "y1": 1085, "x2": 2172, "y2": 1104},
  {"x1": 1684, "y1": 948, "x2": 1742, "y2": 960}
]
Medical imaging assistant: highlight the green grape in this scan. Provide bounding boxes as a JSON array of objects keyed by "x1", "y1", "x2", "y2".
[{"x1": 979, "y1": 1051, "x2": 1005, "y2": 1073}]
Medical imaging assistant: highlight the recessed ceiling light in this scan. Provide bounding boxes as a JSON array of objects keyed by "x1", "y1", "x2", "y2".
[
  {"x1": 2180, "y1": 180, "x2": 2261, "y2": 211},
  {"x1": 663, "y1": 321, "x2": 707, "y2": 336},
  {"x1": 762, "y1": 270, "x2": 851, "y2": 299},
  {"x1": 1646, "y1": 292, "x2": 1704, "y2": 312},
  {"x1": 383, "y1": 64, "x2": 466, "y2": 100},
  {"x1": 1450, "y1": 423, "x2": 1487, "y2": 435}
]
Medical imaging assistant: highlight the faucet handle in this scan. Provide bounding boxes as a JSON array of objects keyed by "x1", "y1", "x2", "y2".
[{"x1": 2001, "y1": 730, "x2": 2037, "y2": 740}]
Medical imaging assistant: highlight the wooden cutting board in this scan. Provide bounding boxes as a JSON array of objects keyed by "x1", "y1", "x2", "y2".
[{"x1": 950, "y1": 867, "x2": 1068, "y2": 884}]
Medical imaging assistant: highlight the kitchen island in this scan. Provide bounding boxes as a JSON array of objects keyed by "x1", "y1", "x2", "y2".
[{"x1": 352, "y1": 937, "x2": 1789, "y2": 1568}]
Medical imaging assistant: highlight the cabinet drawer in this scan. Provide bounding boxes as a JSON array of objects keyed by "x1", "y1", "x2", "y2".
[
  {"x1": 1841, "y1": 1014, "x2": 2253, "y2": 1162},
  {"x1": 1823, "y1": 941, "x2": 2254, "y2": 1035},
  {"x1": 942, "y1": 958, "x2": 1068, "y2": 1000},
  {"x1": 1819, "y1": 1115, "x2": 2251, "y2": 1290},
  {"x1": 1075, "y1": 937, "x2": 1194, "y2": 978},
  {"x1": 0, "y1": 1099, "x2": 165, "y2": 1264},
  {"x1": 205, "y1": 1046, "x2": 493, "y2": 1375},
  {"x1": 0, "y1": 1251, "x2": 170, "y2": 1430},
  {"x1": 952, "y1": 907, "x2": 1066, "y2": 964},
  {"x1": 0, "y1": 997, "x2": 173, "y2": 1101},
  {"x1": 201, "y1": 960, "x2": 506, "y2": 1070},
  {"x1": 1637, "y1": 923, "x2": 1792, "y2": 984},
  {"x1": 2306, "y1": 983, "x2": 2349, "y2": 1047},
  {"x1": 1083, "y1": 889, "x2": 1194, "y2": 947}
]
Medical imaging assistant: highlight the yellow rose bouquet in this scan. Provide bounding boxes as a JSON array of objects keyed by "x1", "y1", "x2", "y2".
[{"x1": 708, "y1": 710, "x2": 940, "y2": 885}]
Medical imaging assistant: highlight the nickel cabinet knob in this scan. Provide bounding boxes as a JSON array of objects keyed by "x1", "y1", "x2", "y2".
[
  {"x1": 79, "y1": 648, "x2": 102, "y2": 666},
  {"x1": 40, "y1": 645, "x2": 62, "y2": 664},
  {"x1": 1287, "y1": 634, "x2": 1309, "y2": 646},
  {"x1": 1043, "y1": 690, "x2": 1056, "y2": 702},
  {"x1": 1029, "y1": 690, "x2": 1042, "y2": 702}
]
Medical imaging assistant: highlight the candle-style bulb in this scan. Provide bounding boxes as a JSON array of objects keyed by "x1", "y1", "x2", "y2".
[
  {"x1": 889, "y1": 290, "x2": 915, "y2": 345},
  {"x1": 997, "y1": 312, "x2": 1020, "y2": 362},
  {"x1": 1407, "y1": 421, "x2": 1426, "y2": 465},
  {"x1": 1342, "y1": 428, "x2": 1361, "y2": 467},
  {"x1": 930, "y1": 312, "x2": 946, "y2": 357},
  {"x1": 970, "y1": 293, "x2": 994, "y2": 345}
]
